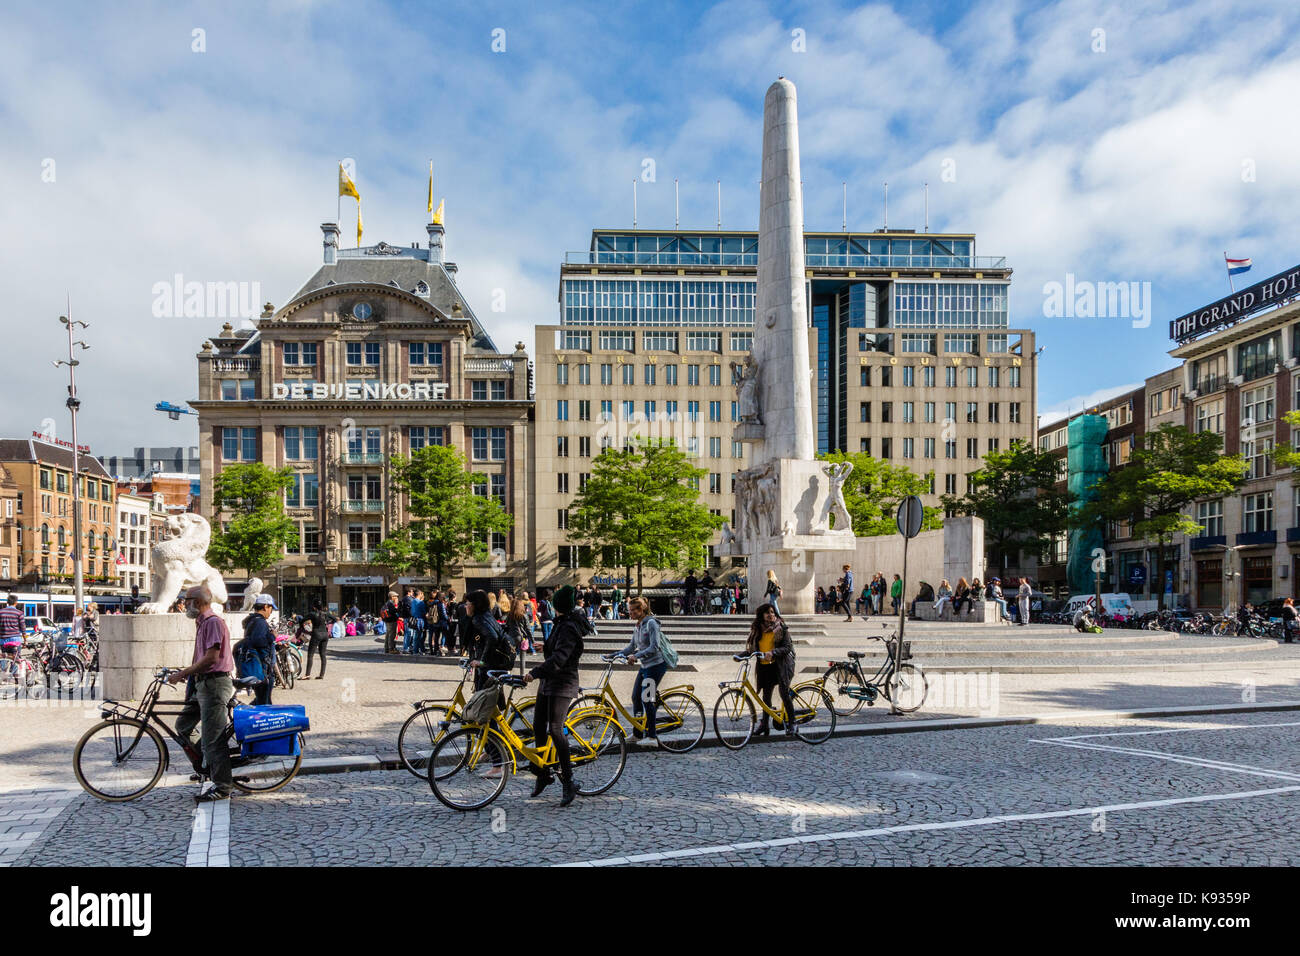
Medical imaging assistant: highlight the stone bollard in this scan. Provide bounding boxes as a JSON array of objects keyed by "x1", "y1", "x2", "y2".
[{"x1": 101, "y1": 612, "x2": 248, "y2": 701}]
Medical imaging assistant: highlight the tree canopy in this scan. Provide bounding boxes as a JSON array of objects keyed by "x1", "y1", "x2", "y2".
[
  {"x1": 376, "y1": 444, "x2": 514, "y2": 584},
  {"x1": 567, "y1": 439, "x2": 724, "y2": 593},
  {"x1": 207, "y1": 462, "x2": 299, "y2": 577}
]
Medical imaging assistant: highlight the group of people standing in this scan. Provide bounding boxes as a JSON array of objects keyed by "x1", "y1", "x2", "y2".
[
  {"x1": 811, "y1": 568, "x2": 902, "y2": 619},
  {"x1": 381, "y1": 587, "x2": 557, "y2": 658}
]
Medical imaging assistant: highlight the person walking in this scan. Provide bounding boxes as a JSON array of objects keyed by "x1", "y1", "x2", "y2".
[
  {"x1": 871, "y1": 573, "x2": 884, "y2": 614},
  {"x1": 398, "y1": 588, "x2": 415, "y2": 654},
  {"x1": 764, "y1": 569, "x2": 783, "y2": 616},
  {"x1": 504, "y1": 597, "x2": 533, "y2": 666},
  {"x1": 746, "y1": 603, "x2": 796, "y2": 736},
  {"x1": 524, "y1": 585, "x2": 590, "y2": 807},
  {"x1": 610, "y1": 584, "x2": 623, "y2": 620},
  {"x1": 1282, "y1": 598, "x2": 1298, "y2": 643},
  {"x1": 890, "y1": 574, "x2": 903, "y2": 615},
  {"x1": 683, "y1": 570, "x2": 699, "y2": 615},
  {"x1": 620, "y1": 596, "x2": 667, "y2": 745},
  {"x1": 537, "y1": 588, "x2": 556, "y2": 643},
  {"x1": 1017, "y1": 579, "x2": 1032, "y2": 627},
  {"x1": 836, "y1": 565, "x2": 855, "y2": 622},
  {"x1": 237, "y1": 594, "x2": 277, "y2": 705},
  {"x1": 302, "y1": 601, "x2": 330, "y2": 680},
  {"x1": 167, "y1": 585, "x2": 235, "y2": 803}
]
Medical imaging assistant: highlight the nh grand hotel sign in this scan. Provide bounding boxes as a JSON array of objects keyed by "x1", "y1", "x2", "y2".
[
  {"x1": 1170, "y1": 264, "x2": 1300, "y2": 344},
  {"x1": 271, "y1": 382, "x2": 450, "y2": 400}
]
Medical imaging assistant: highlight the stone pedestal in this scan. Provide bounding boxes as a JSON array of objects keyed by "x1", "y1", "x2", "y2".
[
  {"x1": 101, "y1": 613, "x2": 248, "y2": 701},
  {"x1": 942, "y1": 516, "x2": 986, "y2": 588}
]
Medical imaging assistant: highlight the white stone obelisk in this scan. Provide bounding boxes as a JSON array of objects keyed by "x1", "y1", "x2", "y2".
[
  {"x1": 733, "y1": 77, "x2": 855, "y2": 616},
  {"x1": 753, "y1": 76, "x2": 815, "y2": 465}
]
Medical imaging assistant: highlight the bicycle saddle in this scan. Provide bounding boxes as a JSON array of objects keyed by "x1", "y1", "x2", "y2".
[
  {"x1": 232, "y1": 676, "x2": 261, "y2": 689},
  {"x1": 847, "y1": 651, "x2": 866, "y2": 659}
]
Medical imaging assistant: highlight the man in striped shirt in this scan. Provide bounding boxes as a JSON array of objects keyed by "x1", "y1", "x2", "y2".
[{"x1": 1, "y1": 594, "x2": 25, "y2": 665}]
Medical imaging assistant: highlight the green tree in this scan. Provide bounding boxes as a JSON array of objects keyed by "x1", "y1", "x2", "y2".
[
  {"x1": 821, "y1": 451, "x2": 942, "y2": 536},
  {"x1": 1084, "y1": 423, "x2": 1247, "y2": 609},
  {"x1": 940, "y1": 439, "x2": 1073, "y2": 573},
  {"x1": 1271, "y1": 411, "x2": 1300, "y2": 473},
  {"x1": 207, "y1": 462, "x2": 299, "y2": 578},
  {"x1": 567, "y1": 439, "x2": 724, "y2": 593},
  {"x1": 377, "y1": 444, "x2": 514, "y2": 585}
]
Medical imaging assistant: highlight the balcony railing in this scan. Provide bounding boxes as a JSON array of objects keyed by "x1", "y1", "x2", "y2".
[
  {"x1": 564, "y1": 251, "x2": 1008, "y2": 270},
  {"x1": 342, "y1": 500, "x2": 384, "y2": 513},
  {"x1": 344, "y1": 549, "x2": 377, "y2": 563},
  {"x1": 212, "y1": 358, "x2": 261, "y2": 373},
  {"x1": 341, "y1": 452, "x2": 384, "y2": 465},
  {"x1": 466, "y1": 358, "x2": 515, "y2": 372}
]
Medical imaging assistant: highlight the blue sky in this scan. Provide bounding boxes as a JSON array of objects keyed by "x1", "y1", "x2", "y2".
[{"x1": 4, "y1": 0, "x2": 1299, "y2": 452}]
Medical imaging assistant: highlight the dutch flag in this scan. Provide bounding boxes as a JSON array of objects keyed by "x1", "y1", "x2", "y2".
[{"x1": 1226, "y1": 256, "x2": 1252, "y2": 276}]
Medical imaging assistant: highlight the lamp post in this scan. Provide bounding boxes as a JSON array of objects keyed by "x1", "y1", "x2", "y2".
[{"x1": 54, "y1": 309, "x2": 90, "y2": 613}]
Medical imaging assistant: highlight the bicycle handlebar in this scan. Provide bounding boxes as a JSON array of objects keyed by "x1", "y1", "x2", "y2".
[
  {"x1": 486, "y1": 669, "x2": 527, "y2": 688},
  {"x1": 600, "y1": 653, "x2": 628, "y2": 663}
]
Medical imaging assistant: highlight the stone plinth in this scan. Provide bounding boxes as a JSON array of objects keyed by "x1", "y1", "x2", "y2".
[
  {"x1": 101, "y1": 613, "x2": 248, "y2": 701},
  {"x1": 913, "y1": 600, "x2": 1002, "y2": 624},
  {"x1": 943, "y1": 516, "x2": 986, "y2": 591}
]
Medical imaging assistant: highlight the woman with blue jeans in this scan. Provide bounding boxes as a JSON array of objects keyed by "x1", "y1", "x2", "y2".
[{"x1": 620, "y1": 596, "x2": 667, "y2": 746}]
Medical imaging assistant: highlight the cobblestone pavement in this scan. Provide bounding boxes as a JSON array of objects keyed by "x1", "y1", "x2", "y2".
[
  {"x1": 4, "y1": 630, "x2": 1300, "y2": 793},
  {"x1": 13, "y1": 711, "x2": 1300, "y2": 866}
]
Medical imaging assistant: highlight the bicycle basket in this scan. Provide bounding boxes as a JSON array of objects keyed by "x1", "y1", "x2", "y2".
[{"x1": 886, "y1": 639, "x2": 913, "y2": 661}]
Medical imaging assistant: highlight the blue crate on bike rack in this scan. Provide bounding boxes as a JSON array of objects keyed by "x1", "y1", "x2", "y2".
[
  {"x1": 243, "y1": 733, "x2": 302, "y2": 757},
  {"x1": 233, "y1": 704, "x2": 310, "y2": 741}
]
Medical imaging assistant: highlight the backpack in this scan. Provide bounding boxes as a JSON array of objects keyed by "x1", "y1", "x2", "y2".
[
  {"x1": 653, "y1": 620, "x2": 680, "y2": 669},
  {"x1": 399, "y1": 596, "x2": 412, "y2": 617}
]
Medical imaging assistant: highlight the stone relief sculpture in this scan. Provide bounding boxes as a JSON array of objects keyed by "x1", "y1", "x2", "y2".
[
  {"x1": 136, "y1": 513, "x2": 229, "y2": 614},
  {"x1": 732, "y1": 358, "x2": 762, "y2": 424},
  {"x1": 814, "y1": 460, "x2": 855, "y2": 535},
  {"x1": 719, "y1": 522, "x2": 737, "y2": 548},
  {"x1": 752, "y1": 462, "x2": 779, "y2": 536}
]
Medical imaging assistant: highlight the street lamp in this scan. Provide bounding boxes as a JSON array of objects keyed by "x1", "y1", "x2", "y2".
[{"x1": 54, "y1": 308, "x2": 90, "y2": 613}]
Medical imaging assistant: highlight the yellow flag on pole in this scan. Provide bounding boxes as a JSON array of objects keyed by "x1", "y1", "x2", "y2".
[
  {"x1": 339, "y1": 162, "x2": 360, "y2": 200},
  {"x1": 356, "y1": 201, "x2": 363, "y2": 247},
  {"x1": 432, "y1": 199, "x2": 444, "y2": 225},
  {"x1": 427, "y1": 161, "x2": 434, "y2": 214}
]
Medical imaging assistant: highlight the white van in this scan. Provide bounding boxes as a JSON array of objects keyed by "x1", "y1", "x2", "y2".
[{"x1": 1066, "y1": 593, "x2": 1136, "y2": 620}]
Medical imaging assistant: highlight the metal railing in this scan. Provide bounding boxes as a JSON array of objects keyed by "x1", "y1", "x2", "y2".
[
  {"x1": 342, "y1": 500, "x2": 384, "y2": 513},
  {"x1": 565, "y1": 251, "x2": 1008, "y2": 270},
  {"x1": 465, "y1": 358, "x2": 516, "y2": 372},
  {"x1": 341, "y1": 452, "x2": 384, "y2": 465},
  {"x1": 344, "y1": 550, "x2": 377, "y2": 563},
  {"x1": 211, "y1": 358, "x2": 260, "y2": 372}
]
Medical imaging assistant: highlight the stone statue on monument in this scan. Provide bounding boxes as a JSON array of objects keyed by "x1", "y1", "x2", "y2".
[
  {"x1": 135, "y1": 513, "x2": 228, "y2": 614},
  {"x1": 814, "y1": 461, "x2": 855, "y2": 535},
  {"x1": 732, "y1": 357, "x2": 762, "y2": 424}
]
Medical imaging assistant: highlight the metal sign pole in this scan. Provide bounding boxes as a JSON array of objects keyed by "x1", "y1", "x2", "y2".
[{"x1": 893, "y1": 534, "x2": 908, "y2": 714}]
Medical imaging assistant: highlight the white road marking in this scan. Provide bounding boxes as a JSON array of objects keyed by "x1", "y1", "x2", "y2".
[
  {"x1": 1039, "y1": 720, "x2": 1300, "y2": 742},
  {"x1": 556, "y1": 785, "x2": 1300, "y2": 866},
  {"x1": 185, "y1": 798, "x2": 231, "y2": 867}
]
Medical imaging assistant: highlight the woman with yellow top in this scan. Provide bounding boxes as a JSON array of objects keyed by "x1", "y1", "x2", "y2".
[{"x1": 745, "y1": 603, "x2": 796, "y2": 736}]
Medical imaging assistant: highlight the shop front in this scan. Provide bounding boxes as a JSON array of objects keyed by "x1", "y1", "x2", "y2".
[{"x1": 337, "y1": 576, "x2": 388, "y2": 614}]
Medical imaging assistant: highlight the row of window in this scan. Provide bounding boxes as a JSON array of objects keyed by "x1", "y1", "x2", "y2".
[
  {"x1": 221, "y1": 426, "x2": 508, "y2": 462},
  {"x1": 858, "y1": 401, "x2": 1023, "y2": 424},
  {"x1": 556, "y1": 362, "x2": 732, "y2": 387},
  {"x1": 859, "y1": 364, "x2": 1022, "y2": 388},
  {"x1": 854, "y1": 436, "x2": 1004, "y2": 460},
  {"x1": 557, "y1": 399, "x2": 750, "y2": 424},
  {"x1": 563, "y1": 280, "x2": 756, "y2": 327},
  {"x1": 38, "y1": 470, "x2": 113, "y2": 500},
  {"x1": 1196, "y1": 493, "x2": 1278, "y2": 536},
  {"x1": 282, "y1": 342, "x2": 447, "y2": 367}
]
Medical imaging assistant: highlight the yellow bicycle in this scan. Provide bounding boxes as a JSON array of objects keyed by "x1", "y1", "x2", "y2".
[
  {"x1": 567, "y1": 653, "x2": 706, "y2": 752},
  {"x1": 398, "y1": 659, "x2": 537, "y2": 780},
  {"x1": 713, "y1": 652, "x2": 837, "y2": 749},
  {"x1": 428, "y1": 669, "x2": 627, "y2": 811}
]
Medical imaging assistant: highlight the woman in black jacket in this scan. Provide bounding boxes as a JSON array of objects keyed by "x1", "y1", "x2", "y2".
[
  {"x1": 465, "y1": 591, "x2": 513, "y2": 691},
  {"x1": 524, "y1": 585, "x2": 590, "y2": 806}
]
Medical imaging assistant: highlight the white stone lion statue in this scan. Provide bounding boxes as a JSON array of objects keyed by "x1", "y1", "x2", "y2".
[{"x1": 136, "y1": 513, "x2": 228, "y2": 614}]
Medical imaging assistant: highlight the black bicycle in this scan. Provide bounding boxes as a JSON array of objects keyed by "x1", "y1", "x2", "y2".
[
  {"x1": 798, "y1": 633, "x2": 929, "y2": 716},
  {"x1": 73, "y1": 668, "x2": 304, "y2": 802}
]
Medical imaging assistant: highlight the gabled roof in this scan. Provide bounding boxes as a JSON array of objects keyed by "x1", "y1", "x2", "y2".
[{"x1": 0, "y1": 439, "x2": 111, "y2": 479}]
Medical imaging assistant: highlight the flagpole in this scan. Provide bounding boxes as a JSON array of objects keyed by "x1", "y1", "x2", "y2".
[{"x1": 1225, "y1": 251, "x2": 1235, "y2": 293}]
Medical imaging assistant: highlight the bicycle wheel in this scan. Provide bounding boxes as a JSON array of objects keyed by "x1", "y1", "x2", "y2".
[
  {"x1": 398, "y1": 705, "x2": 453, "y2": 780},
  {"x1": 231, "y1": 734, "x2": 303, "y2": 794},
  {"x1": 49, "y1": 653, "x2": 85, "y2": 693},
  {"x1": 712, "y1": 688, "x2": 755, "y2": 750},
  {"x1": 654, "y1": 691, "x2": 705, "y2": 753},
  {"x1": 73, "y1": 718, "x2": 167, "y2": 801},
  {"x1": 820, "y1": 664, "x2": 864, "y2": 717},
  {"x1": 428, "y1": 726, "x2": 510, "y2": 811},
  {"x1": 567, "y1": 709, "x2": 627, "y2": 796},
  {"x1": 886, "y1": 664, "x2": 929, "y2": 713},
  {"x1": 791, "y1": 686, "x2": 837, "y2": 744}
]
